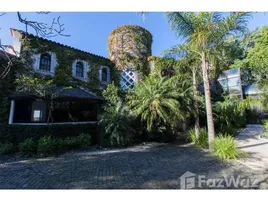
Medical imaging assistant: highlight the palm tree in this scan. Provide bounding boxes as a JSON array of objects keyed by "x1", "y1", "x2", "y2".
[
  {"x1": 163, "y1": 44, "x2": 202, "y2": 139},
  {"x1": 99, "y1": 101, "x2": 134, "y2": 146},
  {"x1": 126, "y1": 75, "x2": 191, "y2": 132},
  {"x1": 166, "y1": 12, "x2": 251, "y2": 149}
]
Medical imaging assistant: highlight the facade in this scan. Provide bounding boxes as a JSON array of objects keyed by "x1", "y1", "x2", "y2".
[
  {"x1": 4, "y1": 25, "x2": 153, "y2": 125},
  {"x1": 6, "y1": 28, "x2": 117, "y2": 125}
]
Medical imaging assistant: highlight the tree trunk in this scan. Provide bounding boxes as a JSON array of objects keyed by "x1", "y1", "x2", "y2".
[
  {"x1": 201, "y1": 52, "x2": 215, "y2": 150},
  {"x1": 192, "y1": 68, "x2": 200, "y2": 139}
]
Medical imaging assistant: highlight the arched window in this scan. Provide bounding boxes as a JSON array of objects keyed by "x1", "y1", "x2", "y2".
[
  {"x1": 39, "y1": 53, "x2": 51, "y2": 71},
  {"x1": 101, "y1": 68, "x2": 108, "y2": 82},
  {"x1": 76, "y1": 62, "x2": 84, "y2": 78}
]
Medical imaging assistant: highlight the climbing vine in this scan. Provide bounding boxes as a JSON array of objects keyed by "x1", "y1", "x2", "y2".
[
  {"x1": 108, "y1": 25, "x2": 153, "y2": 79},
  {"x1": 21, "y1": 34, "x2": 120, "y2": 92},
  {"x1": 148, "y1": 56, "x2": 178, "y2": 77}
]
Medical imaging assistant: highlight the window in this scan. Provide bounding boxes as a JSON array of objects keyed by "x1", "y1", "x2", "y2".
[
  {"x1": 76, "y1": 62, "x2": 84, "y2": 78},
  {"x1": 101, "y1": 68, "x2": 108, "y2": 82},
  {"x1": 31, "y1": 101, "x2": 47, "y2": 122},
  {"x1": 39, "y1": 53, "x2": 51, "y2": 72},
  {"x1": 120, "y1": 68, "x2": 137, "y2": 90}
]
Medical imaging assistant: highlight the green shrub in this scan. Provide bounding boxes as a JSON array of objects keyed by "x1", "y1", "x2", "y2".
[
  {"x1": 0, "y1": 123, "x2": 98, "y2": 145},
  {"x1": 76, "y1": 133, "x2": 92, "y2": 149},
  {"x1": 262, "y1": 120, "x2": 268, "y2": 138},
  {"x1": 19, "y1": 138, "x2": 37, "y2": 155},
  {"x1": 37, "y1": 136, "x2": 58, "y2": 155},
  {"x1": 214, "y1": 96, "x2": 248, "y2": 133},
  {"x1": 0, "y1": 143, "x2": 14, "y2": 155},
  {"x1": 213, "y1": 134, "x2": 245, "y2": 160},
  {"x1": 219, "y1": 126, "x2": 238, "y2": 136},
  {"x1": 64, "y1": 137, "x2": 80, "y2": 149},
  {"x1": 99, "y1": 102, "x2": 136, "y2": 147},
  {"x1": 57, "y1": 134, "x2": 93, "y2": 152},
  {"x1": 187, "y1": 128, "x2": 197, "y2": 143},
  {"x1": 187, "y1": 128, "x2": 208, "y2": 149}
]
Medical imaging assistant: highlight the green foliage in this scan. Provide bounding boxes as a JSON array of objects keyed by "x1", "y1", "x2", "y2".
[
  {"x1": 0, "y1": 143, "x2": 14, "y2": 155},
  {"x1": 76, "y1": 133, "x2": 92, "y2": 149},
  {"x1": 99, "y1": 101, "x2": 135, "y2": 147},
  {"x1": 108, "y1": 25, "x2": 152, "y2": 76},
  {"x1": 15, "y1": 74, "x2": 54, "y2": 97},
  {"x1": 213, "y1": 134, "x2": 245, "y2": 160},
  {"x1": 232, "y1": 26, "x2": 268, "y2": 87},
  {"x1": 18, "y1": 133, "x2": 92, "y2": 156},
  {"x1": 58, "y1": 133, "x2": 92, "y2": 151},
  {"x1": 21, "y1": 35, "x2": 119, "y2": 91},
  {"x1": 102, "y1": 82, "x2": 122, "y2": 108},
  {"x1": 0, "y1": 123, "x2": 98, "y2": 145},
  {"x1": 247, "y1": 26, "x2": 268, "y2": 76},
  {"x1": 213, "y1": 96, "x2": 249, "y2": 134},
  {"x1": 58, "y1": 137, "x2": 79, "y2": 151},
  {"x1": 37, "y1": 136, "x2": 58, "y2": 155},
  {"x1": 262, "y1": 120, "x2": 268, "y2": 138},
  {"x1": 0, "y1": 60, "x2": 18, "y2": 124},
  {"x1": 148, "y1": 56, "x2": 178, "y2": 78},
  {"x1": 187, "y1": 128, "x2": 209, "y2": 149},
  {"x1": 165, "y1": 12, "x2": 251, "y2": 149},
  {"x1": 127, "y1": 75, "x2": 191, "y2": 132},
  {"x1": 19, "y1": 138, "x2": 37, "y2": 155}
]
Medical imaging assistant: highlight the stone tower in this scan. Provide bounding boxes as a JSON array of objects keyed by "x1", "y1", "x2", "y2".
[{"x1": 108, "y1": 25, "x2": 152, "y2": 89}]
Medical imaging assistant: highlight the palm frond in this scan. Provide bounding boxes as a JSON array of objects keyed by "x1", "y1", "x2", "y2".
[{"x1": 165, "y1": 12, "x2": 196, "y2": 38}]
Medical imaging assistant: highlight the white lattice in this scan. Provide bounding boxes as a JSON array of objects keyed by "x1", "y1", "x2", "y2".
[{"x1": 120, "y1": 68, "x2": 138, "y2": 90}]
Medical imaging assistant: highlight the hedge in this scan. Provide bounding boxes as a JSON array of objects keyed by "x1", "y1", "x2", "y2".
[{"x1": 0, "y1": 123, "x2": 99, "y2": 145}]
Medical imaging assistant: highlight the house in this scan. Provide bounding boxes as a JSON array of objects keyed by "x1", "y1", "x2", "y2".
[
  {"x1": 2, "y1": 25, "x2": 153, "y2": 125},
  {"x1": 4, "y1": 28, "x2": 118, "y2": 125}
]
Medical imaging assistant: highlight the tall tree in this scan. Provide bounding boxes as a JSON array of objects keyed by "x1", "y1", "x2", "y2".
[
  {"x1": 166, "y1": 12, "x2": 251, "y2": 149},
  {"x1": 233, "y1": 26, "x2": 268, "y2": 109},
  {"x1": 163, "y1": 44, "x2": 202, "y2": 139}
]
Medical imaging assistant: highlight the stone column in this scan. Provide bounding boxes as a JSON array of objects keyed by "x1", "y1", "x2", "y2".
[{"x1": 8, "y1": 100, "x2": 15, "y2": 124}]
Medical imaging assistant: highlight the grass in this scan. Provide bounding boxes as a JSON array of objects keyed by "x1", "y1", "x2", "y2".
[
  {"x1": 261, "y1": 120, "x2": 268, "y2": 138},
  {"x1": 0, "y1": 143, "x2": 14, "y2": 155},
  {"x1": 187, "y1": 128, "x2": 209, "y2": 149},
  {"x1": 212, "y1": 134, "x2": 246, "y2": 160}
]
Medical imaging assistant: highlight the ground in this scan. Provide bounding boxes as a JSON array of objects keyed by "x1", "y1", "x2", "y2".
[
  {"x1": 0, "y1": 125, "x2": 268, "y2": 189},
  {"x1": 236, "y1": 124, "x2": 268, "y2": 172}
]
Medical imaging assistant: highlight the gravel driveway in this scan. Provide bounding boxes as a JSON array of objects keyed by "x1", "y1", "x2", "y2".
[{"x1": 1, "y1": 142, "x2": 267, "y2": 189}]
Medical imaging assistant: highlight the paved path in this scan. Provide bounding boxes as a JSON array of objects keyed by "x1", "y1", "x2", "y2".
[
  {"x1": 236, "y1": 124, "x2": 268, "y2": 172},
  {"x1": 1, "y1": 142, "x2": 267, "y2": 189}
]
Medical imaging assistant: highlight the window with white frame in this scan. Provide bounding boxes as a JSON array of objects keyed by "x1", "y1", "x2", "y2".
[
  {"x1": 99, "y1": 66, "x2": 110, "y2": 83},
  {"x1": 101, "y1": 68, "x2": 108, "y2": 82},
  {"x1": 39, "y1": 53, "x2": 51, "y2": 72},
  {"x1": 76, "y1": 61, "x2": 84, "y2": 78}
]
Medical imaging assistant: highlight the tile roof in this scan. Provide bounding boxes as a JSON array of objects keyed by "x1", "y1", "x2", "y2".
[
  {"x1": 9, "y1": 86, "x2": 104, "y2": 101},
  {"x1": 10, "y1": 28, "x2": 110, "y2": 62}
]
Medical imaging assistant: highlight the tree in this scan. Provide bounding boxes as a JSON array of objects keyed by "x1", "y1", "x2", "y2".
[
  {"x1": 126, "y1": 75, "x2": 191, "y2": 132},
  {"x1": 233, "y1": 26, "x2": 268, "y2": 109},
  {"x1": 99, "y1": 101, "x2": 135, "y2": 147},
  {"x1": 0, "y1": 12, "x2": 69, "y2": 79},
  {"x1": 166, "y1": 12, "x2": 251, "y2": 149},
  {"x1": 163, "y1": 44, "x2": 202, "y2": 139},
  {"x1": 15, "y1": 75, "x2": 71, "y2": 123}
]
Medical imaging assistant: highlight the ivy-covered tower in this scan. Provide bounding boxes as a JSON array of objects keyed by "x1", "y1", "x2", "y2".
[{"x1": 108, "y1": 25, "x2": 152, "y2": 90}]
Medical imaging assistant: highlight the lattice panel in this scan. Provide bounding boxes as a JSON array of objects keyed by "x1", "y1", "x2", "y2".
[{"x1": 120, "y1": 68, "x2": 138, "y2": 90}]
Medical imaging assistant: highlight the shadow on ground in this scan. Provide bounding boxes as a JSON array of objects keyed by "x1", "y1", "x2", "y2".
[{"x1": 0, "y1": 143, "x2": 267, "y2": 189}]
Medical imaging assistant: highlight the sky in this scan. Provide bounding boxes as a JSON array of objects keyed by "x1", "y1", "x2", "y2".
[{"x1": 0, "y1": 12, "x2": 267, "y2": 58}]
